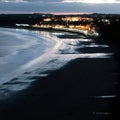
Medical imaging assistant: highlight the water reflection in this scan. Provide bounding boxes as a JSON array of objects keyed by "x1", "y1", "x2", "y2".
[
  {"x1": 93, "y1": 112, "x2": 110, "y2": 115},
  {"x1": 0, "y1": 28, "x2": 114, "y2": 99},
  {"x1": 92, "y1": 95, "x2": 116, "y2": 99}
]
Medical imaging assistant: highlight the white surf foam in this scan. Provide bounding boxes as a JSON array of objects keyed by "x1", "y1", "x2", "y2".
[{"x1": 0, "y1": 28, "x2": 113, "y2": 99}]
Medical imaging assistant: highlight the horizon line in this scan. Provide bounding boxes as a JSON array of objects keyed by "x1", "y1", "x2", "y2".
[{"x1": 0, "y1": 11, "x2": 120, "y2": 15}]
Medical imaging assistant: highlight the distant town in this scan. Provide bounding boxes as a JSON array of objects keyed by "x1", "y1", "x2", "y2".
[{"x1": 0, "y1": 13, "x2": 119, "y2": 34}]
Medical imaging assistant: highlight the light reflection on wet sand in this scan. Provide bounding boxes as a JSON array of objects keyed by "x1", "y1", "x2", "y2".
[{"x1": 0, "y1": 29, "x2": 115, "y2": 102}]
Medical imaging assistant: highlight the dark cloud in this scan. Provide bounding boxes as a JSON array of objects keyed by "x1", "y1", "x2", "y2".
[
  {"x1": 25, "y1": 0, "x2": 62, "y2": 2},
  {"x1": 27, "y1": 0, "x2": 40, "y2": 1},
  {"x1": 0, "y1": 0, "x2": 120, "y2": 14}
]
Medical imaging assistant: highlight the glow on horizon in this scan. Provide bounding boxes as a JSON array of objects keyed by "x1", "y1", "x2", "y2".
[
  {"x1": 62, "y1": 0, "x2": 120, "y2": 4},
  {"x1": 51, "y1": 12, "x2": 91, "y2": 15}
]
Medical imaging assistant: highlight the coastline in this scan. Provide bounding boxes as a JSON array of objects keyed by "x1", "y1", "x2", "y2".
[
  {"x1": 0, "y1": 27, "x2": 118, "y2": 120},
  {"x1": 0, "y1": 25, "x2": 98, "y2": 39},
  {"x1": 0, "y1": 57, "x2": 117, "y2": 120}
]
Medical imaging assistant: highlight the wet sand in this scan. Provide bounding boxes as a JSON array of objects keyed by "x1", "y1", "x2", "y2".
[
  {"x1": 0, "y1": 57, "x2": 117, "y2": 120},
  {"x1": 0, "y1": 32, "x2": 118, "y2": 120}
]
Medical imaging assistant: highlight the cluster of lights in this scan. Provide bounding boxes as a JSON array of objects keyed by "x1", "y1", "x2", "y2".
[
  {"x1": 30, "y1": 16, "x2": 98, "y2": 34},
  {"x1": 62, "y1": 16, "x2": 93, "y2": 22},
  {"x1": 33, "y1": 23, "x2": 95, "y2": 33}
]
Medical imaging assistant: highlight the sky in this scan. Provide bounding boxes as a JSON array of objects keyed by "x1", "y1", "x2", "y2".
[{"x1": 0, "y1": 0, "x2": 120, "y2": 14}]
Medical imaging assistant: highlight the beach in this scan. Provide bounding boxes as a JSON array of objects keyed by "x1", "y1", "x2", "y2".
[
  {"x1": 0, "y1": 27, "x2": 118, "y2": 120},
  {"x1": 0, "y1": 58, "x2": 117, "y2": 120}
]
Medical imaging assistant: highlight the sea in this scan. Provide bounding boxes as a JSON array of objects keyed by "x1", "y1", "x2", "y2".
[{"x1": 0, "y1": 27, "x2": 113, "y2": 99}]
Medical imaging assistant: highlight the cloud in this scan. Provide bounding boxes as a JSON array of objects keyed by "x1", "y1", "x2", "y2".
[
  {"x1": 0, "y1": 0, "x2": 27, "y2": 2},
  {"x1": 10, "y1": 0, "x2": 62, "y2": 3},
  {"x1": 1, "y1": 0, "x2": 120, "y2": 3},
  {"x1": 0, "y1": 0, "x2": 120, "y2": 14},
  {"x1": 62, "y1": 0, "x2": 120, "y2": 3}
]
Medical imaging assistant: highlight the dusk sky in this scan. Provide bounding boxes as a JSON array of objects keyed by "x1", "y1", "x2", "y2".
[{"x1": 0, "y1": 0, "x2": 120, "y2": 14}]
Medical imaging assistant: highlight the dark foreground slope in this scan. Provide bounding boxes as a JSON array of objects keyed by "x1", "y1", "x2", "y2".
[
  {"x1": 98, "y1": 22, "x2": 120, "y2": 119},
  {"x1": 0, "y1": 58, "x2": 117, "y2": 120},
  {"x1": 0, "y1": 32, "x2": 118, "y2": 120}
]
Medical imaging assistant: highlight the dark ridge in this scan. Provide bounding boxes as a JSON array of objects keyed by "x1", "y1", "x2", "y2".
[{"x1": 98, "y1": 22, "x2": 120, "y2": 120}]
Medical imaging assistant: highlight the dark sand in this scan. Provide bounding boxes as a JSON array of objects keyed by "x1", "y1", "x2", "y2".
[
  {"x1": 0, "y1": 31, "x2": 119, "y2": 120},
  {"x1": 0, "y1": 57, "x2": 117, "y2": 120}
]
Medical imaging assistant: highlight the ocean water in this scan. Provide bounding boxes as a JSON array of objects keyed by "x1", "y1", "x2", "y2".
[{"x1": 0, "y1": 27, "x2": 113, "y2": 99}]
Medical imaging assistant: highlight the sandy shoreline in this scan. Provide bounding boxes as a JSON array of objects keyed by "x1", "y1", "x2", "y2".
[
  {"x1": 0, "y1": 58, "x2": 117, "y2": 120},
  {"x1": 0, "y1": 28, "x2": 119, "y2": 120}
]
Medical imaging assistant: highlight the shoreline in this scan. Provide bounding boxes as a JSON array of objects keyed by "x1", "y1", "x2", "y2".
[
  {"x1": 0, "y1": 25, "x2": 98, "y2": 39},
  {"x1": 0, "y1": 57, "x2": 117, "y2": 120},
  {"x1": 0, "y1": 26, "x2": 119, "y2": 120}
]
